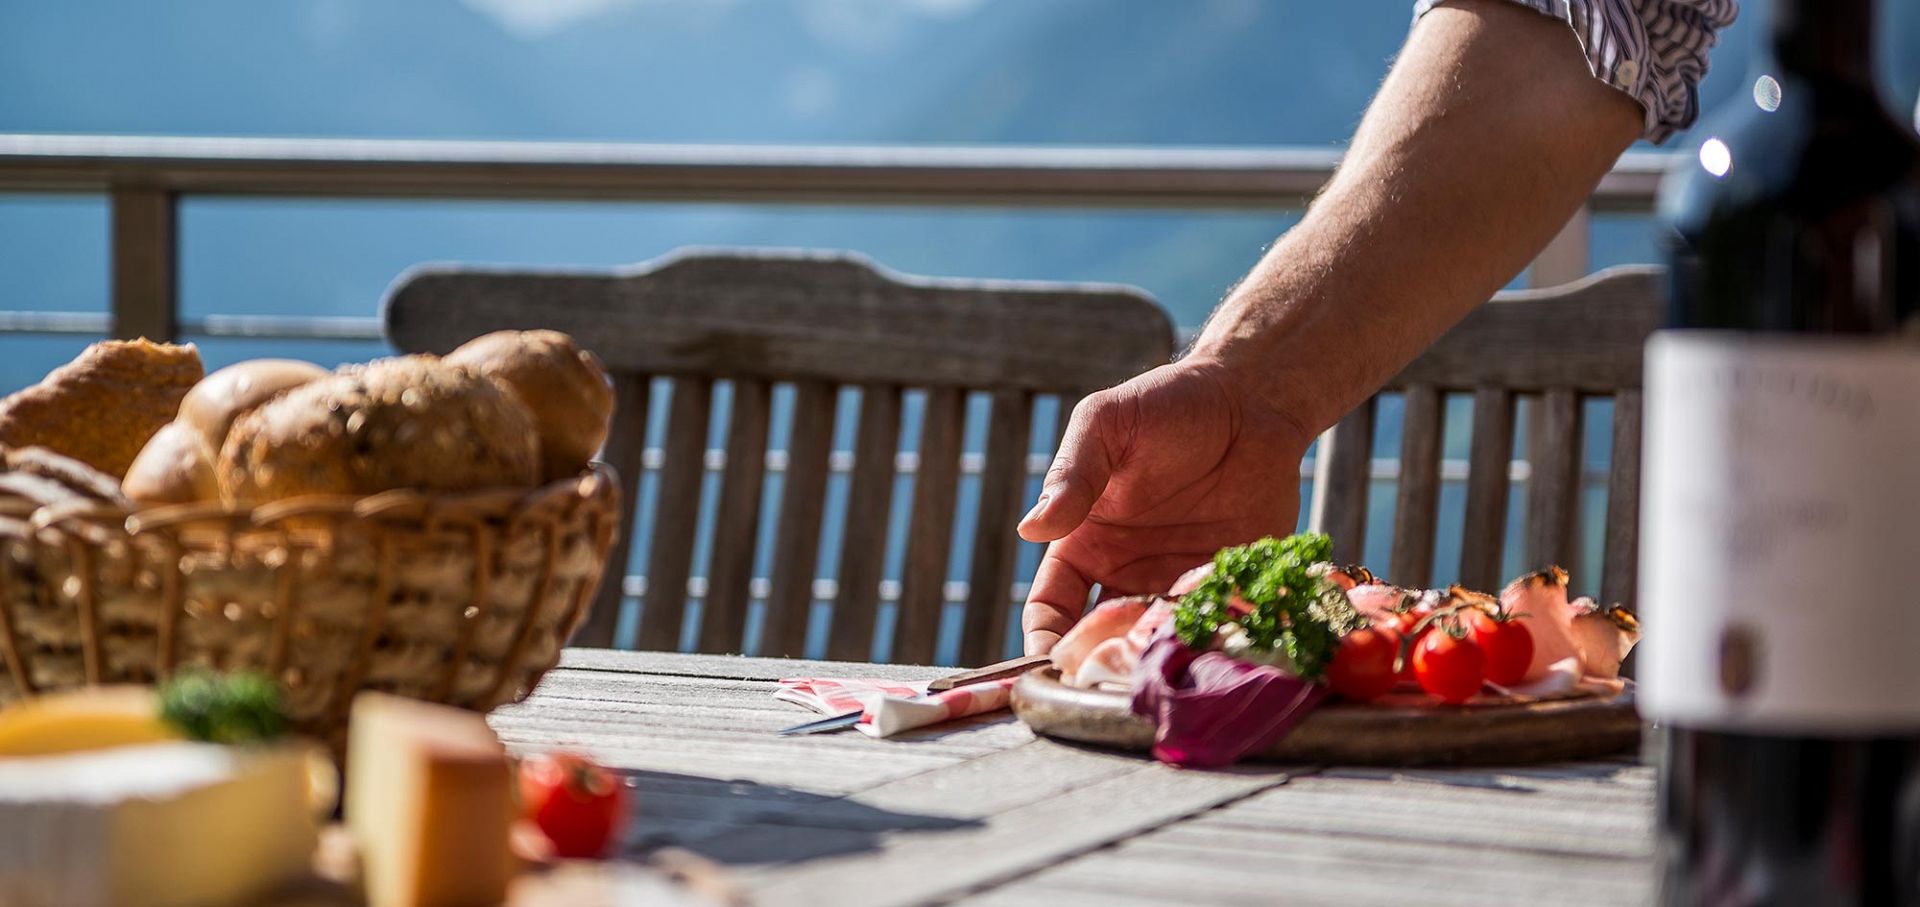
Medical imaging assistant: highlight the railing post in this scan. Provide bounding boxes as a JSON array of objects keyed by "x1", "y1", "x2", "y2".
[
  {"x1": 1530, "y1": 203, "x2": 1591, "y2": 289},
  {"x1": 110, "y1": 185, "x2": 178, "y2": 341}
]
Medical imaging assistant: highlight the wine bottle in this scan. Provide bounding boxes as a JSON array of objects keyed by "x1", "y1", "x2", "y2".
[{"x1": 1644, "y1": 0, "x2": 1920, "y2": 904}]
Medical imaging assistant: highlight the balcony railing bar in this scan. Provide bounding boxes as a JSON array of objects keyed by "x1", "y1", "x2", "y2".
[
  {"x1": 0, "y1": 134, "x2": 1677, "y2": 348},
  {"x1": 0, "y1": 135, "x2": 1672, "y2": 211}
]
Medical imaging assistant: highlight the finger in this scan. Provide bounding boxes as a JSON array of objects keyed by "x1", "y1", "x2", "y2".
[
  {"x1": 1022, "y1": 542, "x2": 1094, "y2": 655},
  {"x1": 1018, "y1": 395, "x2": 1115, "y2": 543}
]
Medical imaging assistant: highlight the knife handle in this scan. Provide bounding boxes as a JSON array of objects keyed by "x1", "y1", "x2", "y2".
[{"x1": 925, "y1": 653, "x2": 1051, "y2": 692}]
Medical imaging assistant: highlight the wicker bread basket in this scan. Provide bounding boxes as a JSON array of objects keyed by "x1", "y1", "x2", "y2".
[{"x1": 0, "y1": 464, "x2": 620, "y2": 741}]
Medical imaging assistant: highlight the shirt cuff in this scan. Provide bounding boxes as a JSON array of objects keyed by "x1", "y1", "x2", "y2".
[{"x1": 1415, "y1": 0, "x2": 1738, "y2": 144}]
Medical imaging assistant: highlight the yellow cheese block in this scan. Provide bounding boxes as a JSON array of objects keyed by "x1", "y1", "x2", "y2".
[
  {"x1": 347, "y1": 692, "x2": 515, "y2": 907},
  {"x1": 0, "y1": 741, "x2": 320, "y2": 907},
  {"x1": 0, "y1": 686, "x2": 180, "y2": 756}
]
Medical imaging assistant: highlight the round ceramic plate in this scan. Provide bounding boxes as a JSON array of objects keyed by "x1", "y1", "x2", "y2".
[{"x1": 1011, "y1": 667, "x2": 1641, "y2": 766}]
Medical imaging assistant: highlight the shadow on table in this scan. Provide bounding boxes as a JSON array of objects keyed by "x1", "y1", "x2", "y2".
[{"x1": 616, "y1": 768, "x2": 980, "y2": 866}]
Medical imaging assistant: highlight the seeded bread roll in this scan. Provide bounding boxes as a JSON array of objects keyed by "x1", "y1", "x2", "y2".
[
  {"x1": 0, "y1": 339, "x2": 203, "y2": 477},
  {"x1": 444, "y1": 330, "x2": 614, "y2": 483},
  {"x1": 217, "y1": 356, "x2": 540, "y2": 502},
  {"x1": 5, "y1": 446, "x2": 129, "y2": 505}
]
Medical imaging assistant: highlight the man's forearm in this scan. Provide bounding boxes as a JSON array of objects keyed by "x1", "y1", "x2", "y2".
[{"x1": 1190, "y1": 0, "x2": 1643, "y2": 435}]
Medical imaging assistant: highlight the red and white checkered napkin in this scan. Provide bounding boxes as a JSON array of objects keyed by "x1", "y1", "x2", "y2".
[{"x1": 773, "y1": 676, "x2": 1017, "y2": 738}]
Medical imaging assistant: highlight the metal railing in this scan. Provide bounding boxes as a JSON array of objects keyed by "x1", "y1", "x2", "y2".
[{"x1": 0, "y1": 134, "x2": 1674, "y2": 345}]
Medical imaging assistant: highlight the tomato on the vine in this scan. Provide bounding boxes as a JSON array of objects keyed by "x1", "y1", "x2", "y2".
[
  {"x1": 1327, "y1": 626, "x2": 1399, "y2": 702},
  {"x1": 1412, "y1": 630, "x2": 1486, "y2": 704},
  {"x1": 519, "y1": 752, "x2": 629, "y2": 859},
  {"x1": 1465, "y1": 610, "x2": 1534, "y2": 686},
  {"x1": 1386, "y1": 612, "x2": 1425, "y2": 684}
]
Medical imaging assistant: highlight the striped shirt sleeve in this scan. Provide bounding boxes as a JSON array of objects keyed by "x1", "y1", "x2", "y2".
[{"x1": 1415, "y1": 0, "x2": 1740, "y2": 144}]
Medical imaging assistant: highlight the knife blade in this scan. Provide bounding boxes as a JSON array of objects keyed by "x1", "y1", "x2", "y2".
[{"x1": 776, "y1": 710, "x2": 867, "y2": 736}]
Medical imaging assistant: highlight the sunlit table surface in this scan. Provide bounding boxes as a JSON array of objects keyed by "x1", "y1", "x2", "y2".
[{"x1": 489, "y1": 649, "x2": 1655, "y2": 907}]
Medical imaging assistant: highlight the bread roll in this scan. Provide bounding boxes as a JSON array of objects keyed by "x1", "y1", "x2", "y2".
[
  {"x1": 122, "y1": 422, "x2": 219, "y2": 505},
  {"x1": 218, "y1": 356, "x2": 539, "y2": 502},
  {"x1": 444, "y1": 330, "x2": 614, "y2": 482},
  {"x1": 0, "y1": 339, "x2": 203, "y2": 477},
  {"x1": 5, "y1": 447, "x2": 128, "y2": 505},
  {"x1": 178, "y1": 359, "x2": 328, "y2": 457}
]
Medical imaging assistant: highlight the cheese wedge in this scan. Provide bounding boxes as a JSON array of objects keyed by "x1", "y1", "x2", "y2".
[
  {"x1": 347, "y1": 692, "x2": 515, "y2": 907},
  {"x1": 0, "y1": 686, "x2": 180, "y2": 756},
  {"x1": 0, "y1": 741, "x2": 319, "y2": 907}
]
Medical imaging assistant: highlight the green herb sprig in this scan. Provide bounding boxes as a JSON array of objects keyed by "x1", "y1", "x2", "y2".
[
  {"x1": 1171, "y1": 533, "x2": 1367, "y2": 681},
  {"x1": 158, "y1": 670, "x2": 290, "y2": 746}
]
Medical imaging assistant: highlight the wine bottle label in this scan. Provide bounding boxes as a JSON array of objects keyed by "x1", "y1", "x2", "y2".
[{"x1": 1640, "y1": 331, "x2": 1920, "y2": 733}]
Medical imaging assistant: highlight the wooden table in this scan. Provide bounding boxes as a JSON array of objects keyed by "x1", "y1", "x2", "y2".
[{"x1": 489, "y1": 649, "x2": 1657, "y2": 907}]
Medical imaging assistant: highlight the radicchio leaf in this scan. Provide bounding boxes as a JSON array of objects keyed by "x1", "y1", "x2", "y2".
[{"x1": 1128, "y1": 633, "x2": 1328, "y2": 768}]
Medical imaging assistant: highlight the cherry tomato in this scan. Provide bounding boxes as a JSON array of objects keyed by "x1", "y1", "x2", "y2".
[
  {"x1": 519, "y1": 752, "x2": 629, "y2": 859},
  {"x1": 1387, "y1": 612, "x2": 1425, "y2": 684},
  {"x1": 1412, "y1": 631, "x2": 1487, "y2": 704},
  {"x1": 1327, "y1": 627, "x2": 1399, "y2": 702},
  {"x1": 1465, "y1": 610, "x2": 1534, "y2": 686}
]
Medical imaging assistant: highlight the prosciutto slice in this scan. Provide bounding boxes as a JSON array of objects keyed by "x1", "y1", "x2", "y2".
[
  {"x1": 1569, "y1": 598, "x2": 1641, "y2": 681},
  {"x1": 1050, "y1": 596, "x2": 1152, "y2": 683},
  {"x1": 1344, "y1": 581, "x2": 1409, "y2": 621},
  {"x1": 1066, "y1": 597, "x2": 1176, "y2": 689},
  {"x1": 1502, "y1": 567, "x2": 1640, "y2": 684}
]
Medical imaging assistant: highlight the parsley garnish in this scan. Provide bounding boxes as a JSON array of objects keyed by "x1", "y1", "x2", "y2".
[
  {"x1": 159, "y1": 670, "x2": 290, "y2": 746},
  {"x1": 1171, "y1": 534, "x2": 1366, "y2": 681}
]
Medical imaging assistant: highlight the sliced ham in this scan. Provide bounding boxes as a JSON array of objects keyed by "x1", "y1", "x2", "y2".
[
  {"x1": 1502, "y1": 567, "x2": 1641, "y2": 684},
  {"x1": 1069, "y1": 596, "x2": 1178, "y2": 689},
  {"x1": 1568, "y1": 598, "x2": 1641, "y2": 680},
  {"x1": 1126, "y1": 597, "x2": 1177, "y2": 650},
  {"x1": 1503, "y1": 567, "x2": 1581, "y2": 684},
  {"x1": 1072, "y1": 635, "x2": 1143, "y2": 689},
  {"x1": 1167, "y1": 562, "x2": 1213, "y2": 596},
  {"x1": 1050, "y1": 596, "x2": 1152, "y2": 683},
  {"x1": 1322, "y1": 564, "x2": 1373, "y2": 592},
  {"x1": 1345, "y1": 581, "x2": 1409, "y2": 621}
]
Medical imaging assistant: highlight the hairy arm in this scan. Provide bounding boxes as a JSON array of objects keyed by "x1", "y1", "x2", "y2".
[
  {"x1": 1189, "y1": 0, "x2": 1644, "y2": 432},
  {"x1": 1018, "y1": 0, "x2": 1644, "y2": 653}
]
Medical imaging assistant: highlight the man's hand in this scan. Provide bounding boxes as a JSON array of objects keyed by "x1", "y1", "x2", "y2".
[{"x1": 1016, "y1": 357, "x2": 1313, "y2": 654}]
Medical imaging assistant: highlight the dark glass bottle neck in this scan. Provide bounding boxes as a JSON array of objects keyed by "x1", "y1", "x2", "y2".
[{"x1": 1768, "y1": 0, "x2": 1876, "y2": 86}]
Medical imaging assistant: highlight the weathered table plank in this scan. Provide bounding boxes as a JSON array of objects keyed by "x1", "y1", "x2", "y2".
[
  {"x1": 495, "y1": 650, "x2": 1655, "y2": 907},
  {"x1": 978, "y1": 762, "x2": 1655, "y2": 907},
  {"x1": 745, "y1": 758, "x2": 1302, "y2": 907}
]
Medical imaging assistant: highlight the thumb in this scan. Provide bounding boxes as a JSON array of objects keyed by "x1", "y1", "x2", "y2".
[{"x1": 1018, "y1": 396, "x2": 1115, "y2": 543}]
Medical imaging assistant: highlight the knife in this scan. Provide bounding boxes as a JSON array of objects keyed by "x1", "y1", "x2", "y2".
[
  {"x1": 777, "y1": 710, "x2": 868, "y2": 736},
  {"x1": 924, "y1": 653, "x2": 1050, "y2": 691},
  {"x1": 775, "y1": 654, "x2": 1051, "y2": 736}
]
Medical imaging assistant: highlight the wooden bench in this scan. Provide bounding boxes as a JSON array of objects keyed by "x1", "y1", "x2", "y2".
[
  {"x1": 1309, "y1": 265, "x2": 1662, "y2": 606},
  {"x1": 384, "y1": 248, "x2": 1176, "y2": 664},
  {"x1": 388, "y1": 252, "x2": 1659, "y2": 665}
]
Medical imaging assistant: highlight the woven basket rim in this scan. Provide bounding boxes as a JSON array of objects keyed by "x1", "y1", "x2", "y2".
[
  {"x1": 0, "y1": 463, "x2": 624, "y2": 728},
  {"x1": 0, "y1": 463, "x2": 619, "y2": 538}
]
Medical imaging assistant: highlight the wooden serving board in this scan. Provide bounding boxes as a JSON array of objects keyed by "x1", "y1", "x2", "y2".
[{"x1": 1012, "y1": 667, "x2": 1641, "y2": 766}]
